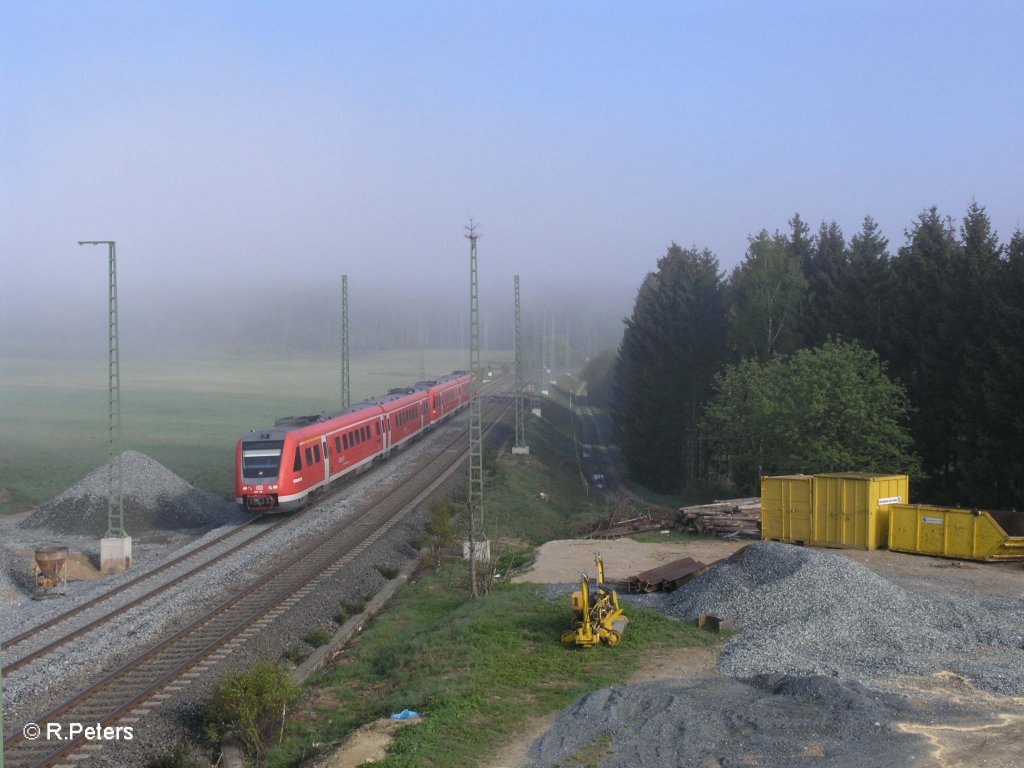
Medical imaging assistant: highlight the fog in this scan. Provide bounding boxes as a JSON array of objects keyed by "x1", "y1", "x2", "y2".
[{"x1": 3, "y1": 2, "x2": 1022, "y2": 362}]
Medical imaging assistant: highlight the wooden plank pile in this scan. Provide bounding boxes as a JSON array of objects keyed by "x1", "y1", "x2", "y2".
[
  {"x1": 626, "y1": 556, "x2": 718, "y2": 592},
  {"x1": 678, "y1": 497, "x2": 761, "y2": 538},
  {"x1": 588, "y1": 507, "x2": 676, "y2": 539}
]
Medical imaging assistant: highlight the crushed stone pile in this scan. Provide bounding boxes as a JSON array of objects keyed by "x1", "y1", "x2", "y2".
[
  {"x1": 20, "y1": 450, "x2": 237, "y2": 534},
  {"x1": 524, "y1": 675, "x2": 965, "y2": 768},
  {"x1": 661, "y1": 541, "x2": 1024, "y2": 695},
  {"x1": 1, "y1": 543, "x2": 35, "y2": 601}
]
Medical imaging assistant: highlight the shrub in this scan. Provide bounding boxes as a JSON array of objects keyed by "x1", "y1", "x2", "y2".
[
  {"x1": 305, "y1": 627, "x2": 333, "y2": 647},
  {"x1": 207, "y1": 662, "x2": 302, "y2": 758},
  {"x1": 148, "y1": 742, "x2": 204, "y2": 768},
  {"x1": 375, "y1": 563, "x2": 400, "y2": 580}
]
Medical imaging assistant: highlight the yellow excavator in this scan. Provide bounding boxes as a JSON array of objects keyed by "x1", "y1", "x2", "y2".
[{"x1": 561, "y1": 552, "x2": 628, "y2": 647}]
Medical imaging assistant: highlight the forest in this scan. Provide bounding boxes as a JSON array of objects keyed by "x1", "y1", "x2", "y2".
[{"x1": 600, "y1": 203, "x2": 1023, "y2": 511}]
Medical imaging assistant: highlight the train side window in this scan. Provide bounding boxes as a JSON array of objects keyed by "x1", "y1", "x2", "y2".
[
  {"x1": 364, "y1": 426, "x2": 370, "y2": 440},
  {"x1": 343, "y1": 433, "x2": 349, "y2": 450},
  {"x1": 376, "y1": 423, "x2": 380, "y2": 436},
  {"x1": 335, "y1": 437, "x2": 341, "y2": 453},
  {"x1": 305, "y1": 447, "x2": 313, "y2": 466},
  {"x1": 314, "y1": 444, "x2": 321, "y2": 463},
  {"x1": 293, "y1": 448, "x2": 302, "y2": 472},
  {"x1": 355, "y1": 429, "x2": 362, "y2": 445}
]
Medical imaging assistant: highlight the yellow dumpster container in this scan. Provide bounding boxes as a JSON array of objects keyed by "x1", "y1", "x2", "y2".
[
  {"x1": 888, "y1": 504, "x2": 1024, "y2": 561},
  {"x1": 761, "y1": 475, "x2": 814, "y2": 543},
  {"x1": 812, "y1": 473, "x2": 909, "y2": 550}
]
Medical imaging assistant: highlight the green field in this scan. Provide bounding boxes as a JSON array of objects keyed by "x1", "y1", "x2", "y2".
[{"x1": 0, "y1": 350, "x2": 511, "y2": 514}]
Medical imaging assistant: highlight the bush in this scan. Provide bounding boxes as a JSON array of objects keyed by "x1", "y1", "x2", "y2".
[
  {"x1": 305, "y1": 627, "x2": 333, "y2": 647},
  {"x1": 282, "y1": 645, "x2": 308, "y2": 665},
  {"x1": 149, "y1": 742, "x2": 204, "y2": 768},
  {"x1": 207, "y1": 662, "x2": 302, "y2": 758},
  {"x1": 375, "y1": 563, "x2": 400, "y2": 580}
]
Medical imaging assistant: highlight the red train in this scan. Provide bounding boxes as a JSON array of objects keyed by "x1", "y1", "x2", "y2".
[{"x1": 235, "y1": 371, "x2": 472, "y2": 512}]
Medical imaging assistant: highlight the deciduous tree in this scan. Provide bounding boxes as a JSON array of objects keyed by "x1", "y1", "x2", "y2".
[{"x1": 704, "y1": 340, "x2": 919, "y2": 493}]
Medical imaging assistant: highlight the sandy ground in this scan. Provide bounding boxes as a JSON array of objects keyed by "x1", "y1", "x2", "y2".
[{"x1": 511, "y1": 537, "x2": 746, "y2": 585}]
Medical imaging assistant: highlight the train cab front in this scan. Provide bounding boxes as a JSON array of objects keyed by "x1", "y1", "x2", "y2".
[{"x1": 237, "y1": 433, "x2": 286, "y2": 513}]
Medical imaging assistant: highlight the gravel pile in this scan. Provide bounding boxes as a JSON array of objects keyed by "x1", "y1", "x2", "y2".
[
  {"x1": 659, "y1": 541, "x2": 1024, "y2": 695},
  {"x1": 20, "y1": 450, "x2": 236, "y2": 534},
  {"x1": 1, "y1": 543, "x2": 35, "y2": 601},
  {"x1": 524, "y1": 674, "x2": 984, "y2": 768}
]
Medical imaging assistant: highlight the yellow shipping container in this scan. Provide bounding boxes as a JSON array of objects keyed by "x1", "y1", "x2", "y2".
[
  {"x1": 811, "y1": 473, "x2": 909, "y2": 550},
  {"x1": 888, "y1": 504, "x2": 1024, "y2": 561},
  {"x1": 761, "y1": 475, "x2": 814, "y2": 543}
]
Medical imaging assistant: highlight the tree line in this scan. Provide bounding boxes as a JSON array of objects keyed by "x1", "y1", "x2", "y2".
[{"x1": 606, "y1": 203, "x2": 1023, "y2": 510}]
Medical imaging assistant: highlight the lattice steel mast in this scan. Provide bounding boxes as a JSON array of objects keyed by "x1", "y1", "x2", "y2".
[
  {"x1": 512, "y1": 275, "x2": 528, "y2": 454},
  {"x1": 467, "y1": 222, "x2": 483, "y2": 523},
  {"x1": 341, "y1": 275, "x2": 350, "y2": 408},
  {"x1": 418, "y1": 306, "x2": 426, "y2": 380},
  {"x1": 79, "y1": 240, "x2": 125, "y2": 539}
]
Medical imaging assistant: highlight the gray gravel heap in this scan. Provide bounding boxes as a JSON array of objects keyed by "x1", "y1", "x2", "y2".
[
  {"x1": 1, "y1": 543, "x2": 35, "y2": 601},
  {"x1": 524, "y1": 674, "x2": 982, "y2": 768},
  {"x1": 20, "y1": 450, "x2": 236, "y2": 534},
  {"x1": 660, "y1": 541, "x2": 1024, "y2": 695}
]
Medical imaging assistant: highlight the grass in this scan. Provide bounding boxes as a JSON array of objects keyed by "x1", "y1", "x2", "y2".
[
  {"x1": 0, "y1": 349, "x2": 510, "y2": 514},
  {"x1": 253, "y1": 387, "x2": 721, "y2": 767},
  {"x1": 264, "y1": 567, "x2": 716, "y2": 768}
]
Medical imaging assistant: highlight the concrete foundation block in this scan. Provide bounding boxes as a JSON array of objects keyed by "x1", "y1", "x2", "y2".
[{"x1": 100, "y1": 536, "x2": 132, "y2": 575}]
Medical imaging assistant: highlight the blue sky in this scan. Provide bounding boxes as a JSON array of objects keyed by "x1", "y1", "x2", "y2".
[{"x1": 2, "y1": 1, "x2": 1022, "y2": 350}]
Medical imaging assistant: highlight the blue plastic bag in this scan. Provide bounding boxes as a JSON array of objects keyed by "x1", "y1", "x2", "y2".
[{"x1": 390, "y1": 709, "x2": 421, "y2": 720}]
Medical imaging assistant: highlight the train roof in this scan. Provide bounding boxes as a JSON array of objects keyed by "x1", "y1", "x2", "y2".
[{"x1": 242, "y1": 373, "x2": 462, "y2": 441}]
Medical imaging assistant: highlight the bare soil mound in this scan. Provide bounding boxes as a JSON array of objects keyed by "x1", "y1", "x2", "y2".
[{"x1": 19, "y1": 450, "x2": 236, "y2": 534}]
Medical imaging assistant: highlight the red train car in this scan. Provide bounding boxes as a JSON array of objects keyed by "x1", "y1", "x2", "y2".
[
  {"x1": 420, "y1": 371, "x2": 472, "y2": 423},
  {"x1": 235, "y1": 371, "x2": 472, "y2": 513}
]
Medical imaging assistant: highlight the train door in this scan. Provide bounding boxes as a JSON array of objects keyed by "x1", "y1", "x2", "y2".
[{"x1": 320, "y1": 435, "x2": 330, "y2": 490}]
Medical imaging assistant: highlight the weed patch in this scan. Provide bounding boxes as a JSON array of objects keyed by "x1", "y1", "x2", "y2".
[
  {"x1": 263, "y1": 570, "x2": 715, "y2": 767},
  {"x1": 207, "y1": 663, "x2": 302, "y2": 760}
]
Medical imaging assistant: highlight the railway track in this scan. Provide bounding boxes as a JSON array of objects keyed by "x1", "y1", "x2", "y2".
[
  {"x1": 2, "y1": 387, "x2": 513, "y2": 768},
  {"x1": 0, "y1": 514, "x2": 284, "y2": 674}
]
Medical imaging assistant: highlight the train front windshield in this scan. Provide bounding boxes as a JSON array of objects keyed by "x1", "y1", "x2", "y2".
[{"x1": 242, "y1": 440, "x2": 284, "y2": 479}]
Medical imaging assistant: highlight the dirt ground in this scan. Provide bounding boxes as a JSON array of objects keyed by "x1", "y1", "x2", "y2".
[
  {"x1": 313, "y1": 537, "x2": 1024, "y2": 768},
  {"x1": 499, "y1": 538, "x2": 1024, "y2": 768},
  {"x1": 511, "y1": 536, "x2": 746, "y2": 585}
]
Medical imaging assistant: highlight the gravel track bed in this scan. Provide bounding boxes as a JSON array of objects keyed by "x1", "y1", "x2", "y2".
[
  {"x1": 88, "y1": 514, "x2": 429, "y2": 768},
  {"x1": 1, "y1": 419, "x2": 468, "y2": 763}
]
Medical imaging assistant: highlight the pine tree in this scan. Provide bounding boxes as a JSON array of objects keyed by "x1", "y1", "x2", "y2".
[
  {"x1": 886, "y1": 207, "x2": 964, "y2": 501},
  {"x1": 613, "y1": 244, "x2": 728, "y2": 491},
  {"x1": 844, "y1": 215, "x2": 892, "y2": 353},
  {"x1": 952, "y1": 203, "x2": 1003, "y2": 503},
  {"x1": 800, "y1": 220, "x2": 848, "y2": 346}
]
